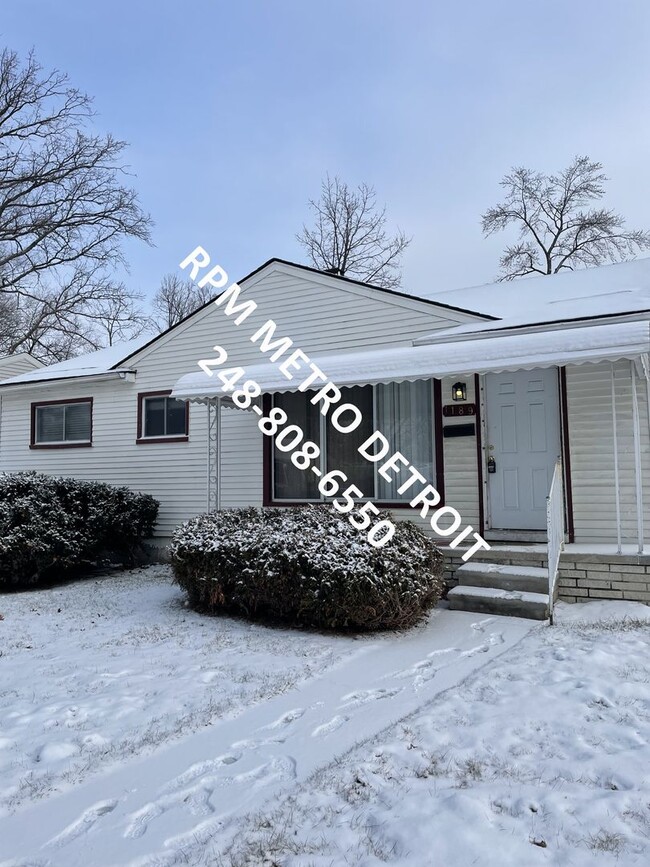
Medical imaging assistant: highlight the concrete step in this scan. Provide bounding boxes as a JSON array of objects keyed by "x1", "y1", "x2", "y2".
[
  {"x1": 455, "y1": 562, "x2": 548, "y2": 594},
  {"x1": 447, "y1": 585, "x2": 550, "y2": 620}
]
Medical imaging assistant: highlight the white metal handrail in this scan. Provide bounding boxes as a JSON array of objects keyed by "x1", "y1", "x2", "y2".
[{"x1": 546, "y1": 459, "x2": 565, "y2": 625}]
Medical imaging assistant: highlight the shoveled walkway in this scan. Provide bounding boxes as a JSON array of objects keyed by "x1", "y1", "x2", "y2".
[{"x1": 0, "y1": 609, "x2": 534, "y2": 867}]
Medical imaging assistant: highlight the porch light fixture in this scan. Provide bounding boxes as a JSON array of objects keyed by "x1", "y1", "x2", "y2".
[{"x1": 452, "y1": 381, "x2": 467, "y2": 402}]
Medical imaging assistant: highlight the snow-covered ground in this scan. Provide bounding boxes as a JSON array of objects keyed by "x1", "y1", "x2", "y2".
[
  {"x1": 0, "y1": 566, "x2": 341, "y2": 813},
  {"x1": 216, "y1": 601, "x2": 650, "y2": 867},
  {"x1": 0, "y1": 567, "x2": 648, "y2": 867}
]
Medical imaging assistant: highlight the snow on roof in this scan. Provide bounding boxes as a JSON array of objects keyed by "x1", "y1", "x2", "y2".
[
  {"x1": 421, "y1": 257, "x2": 650, "y2": 338},
  {"x1": 0, "y1": 335, "x2": 150, "y2": 386},
  {"x1": 172, "y1": 320, "x2": 650, "y2": 399},
  {"x1": 7, "y1": 258, "x2": 650, "y2": 390}
]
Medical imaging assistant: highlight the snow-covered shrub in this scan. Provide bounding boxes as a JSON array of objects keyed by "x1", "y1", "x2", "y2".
[
  {"x1": 170, "y1": 506, "x2": 444, "y2": 631},
  {"x1": 0, "y1": 472, "x2": 159, "y2": 589}
]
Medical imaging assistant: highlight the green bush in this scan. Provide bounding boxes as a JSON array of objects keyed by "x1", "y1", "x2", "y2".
[
  {"x1": 0, "y1": 472, "x2": 159, "y2": 589},
  {"x1": 170, "y1": 505, "x2": 443, "y2": 631}
]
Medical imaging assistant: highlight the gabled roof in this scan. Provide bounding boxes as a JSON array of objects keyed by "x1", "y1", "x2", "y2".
[
  {"x1": 0, "y1": 352, "x2": 43, "y2": 369},
  {"x1": 0, "y1": 258, "x2": 492, "y2": 388},
  {"x1": 237, "y1": 258, "x2": 498, "y2": 318},
  {"x1": 6, "y1": 256, "x2": 649, "y2": 389},
  {"x1": 113, "y1": 258, "x2": 496, "y2": 369}
]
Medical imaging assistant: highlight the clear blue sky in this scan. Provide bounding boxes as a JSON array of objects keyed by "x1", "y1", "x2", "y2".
[{"x1": 3, "y1": 0, "x2": 650, "y2": 299}]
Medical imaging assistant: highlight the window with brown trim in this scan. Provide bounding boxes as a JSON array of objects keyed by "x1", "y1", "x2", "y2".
[
  {"x1": 137, "y1": 390, "x2": 189, "y2": 444},
  {"x1": 30, "y1": 398, "x2": 93, "y2": 449},
  {"x1": 265, "y1": 380, "x2": 442, "y2": 506}
]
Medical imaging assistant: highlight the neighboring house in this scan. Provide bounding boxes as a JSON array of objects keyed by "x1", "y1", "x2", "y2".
[
  {"x1": 0, "y1": 352, "x2": 43, "y2": 461},
  {"x1": 0, "y1": 352, "x2": 43, "y2": 382},
  {"x1": 1, "y1": 258, "x2": 649, "y2": 618}
]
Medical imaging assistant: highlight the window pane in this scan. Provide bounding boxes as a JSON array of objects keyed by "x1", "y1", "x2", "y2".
[
  {"x1": 63, "y1": 403, "x2": 91, "y2": 441},
  {"x1": 376, "y1": 380, "x2": 435, "y2": 501},
  {"x1": 326, "y1": 385, "x2": 374, "y2": 496},
  {"x1": 165, "y1": 398, "x2": 187, "y2": 436},
  {"x1": 144, "y1": 397, "x2": 166, "y2": 437},
  {"x1": 273, "y1": 391, "x2": 320, "y2": 499},
  {"x1": 36, "y1": 406, "x2": 64, "y2": 442}
]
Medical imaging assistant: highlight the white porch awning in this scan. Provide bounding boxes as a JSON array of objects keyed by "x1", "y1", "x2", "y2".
[{"x1": 171, "y1": 320, "x2": 650, "y2": 400}]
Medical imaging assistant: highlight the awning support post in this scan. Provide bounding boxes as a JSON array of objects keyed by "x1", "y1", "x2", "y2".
[
  {"x1": 207, "y1": 397, "x2": 222, "y2": 512},
  {"x1": 631, "y1": 361, "x2": 644, "y2": 554},
  {"x1": 611, "y1": 363, "x2": 622, "y2": 554}
]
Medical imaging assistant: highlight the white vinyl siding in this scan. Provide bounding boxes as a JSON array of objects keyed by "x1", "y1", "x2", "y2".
[
  {"x1": 0, "y1": 265, "x2": 479, "y2": 540},
  {"x1": 2, "y1": 273, "x2": 647, "y2": 547},
  {"x1": 565, "y1": 360, "x2": 650, "y2": 544},
  {"x1": 0, "y1": 354, "x2": 42, "y2": 382}
]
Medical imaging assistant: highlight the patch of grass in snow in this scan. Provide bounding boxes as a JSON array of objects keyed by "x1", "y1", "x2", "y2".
[
  {"x1": 457, "y1": 757, "x2": 485, "y2": 783},
  {"x1": 585, "y1": 829, "x2": 626, "y2": 855},
  {"x1": 6, "y1": 768, "x2": 57, "y2": 810},
  {"x1": 211, "y1": 806, "x2": 325, "y2": 866},
  {"x1": 623, "y1": 804, "x2": 650, "y2": 840},
  {"x1": 350, "y1": 813, "x2": 402, "y2": 861},
  {"x1": 414, "y1": 750, "x2": 451, "y2": 779},
  {"x1": 616, "y1": 663, "x2": 650, "y2": 684},
  {"x1": 562, "y1": 617, "x2": 650, "y2": 633}
]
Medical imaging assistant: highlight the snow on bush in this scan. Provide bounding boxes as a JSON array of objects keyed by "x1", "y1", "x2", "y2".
[
  {"x1": 170, "y1": 505, "x2": 444, "y2": 631},
  {"x1": 0, "y1": 472, "x2": 159, "y2": 589}
]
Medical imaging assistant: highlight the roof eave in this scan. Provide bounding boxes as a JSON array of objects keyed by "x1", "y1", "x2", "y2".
[
  {"x1": 0, "y1": 369, "x2": 136, "y2": 391},
  {"x1": 413, "y1": 309, "x2": 650, "y2": 346}
]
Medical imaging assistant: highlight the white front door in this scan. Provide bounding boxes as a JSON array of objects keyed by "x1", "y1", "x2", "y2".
[{"x1": 485, "y1": 368, "x2": 561, "y2": 531}]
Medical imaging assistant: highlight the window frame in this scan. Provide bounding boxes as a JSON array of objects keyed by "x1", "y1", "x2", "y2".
[
  {"x1": 30, "y1": 398, "x2": 94, "y2": 449},
  {"x1": 263, "y1": 380, "x2": 444, "y2": 508},
  {"x1": 136, "y1": 390, "x2": 189, "y2": 444}
]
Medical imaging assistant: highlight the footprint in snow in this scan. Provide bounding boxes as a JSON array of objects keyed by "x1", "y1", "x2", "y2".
[
  {"x1": 262, "y1": 708, "x2": 305, "y2": 730},
  {"x1": 125, "y1": 784, "x2": 214, "y2": 840},
  {"x1": 182, "y1": 786, "x2": 214, "y2": 817},
  {"x1": 125, "y1": 800, "x2": 165, "y2": 839},
  {"x1": 340, "y1": 687, "x2": 400, "y2": 708},
  {"x1": 427, "y1": 647, "x2": 459, "y2": 658},
  {"x1": 47, "y1": 799, "x2": 117, "y2": 847},
  {"x1": 160, "y1": 753, "x2": 241, "y2": 794},
  {"x1": 471, "y1": 618, "x2": 494, "y2": 633},
  {"x1": 126, "y1": 758, "x2": 297, "y2": 839},
  {"x1": 461, "y1": 643, "x2": 490, "y2": 657},
  {"x1": 311, "y1": 715, "x2": 349, "y2": 737}
]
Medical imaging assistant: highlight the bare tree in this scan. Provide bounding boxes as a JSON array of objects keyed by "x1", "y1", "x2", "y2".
[
  {"x1": 86, "y1": 283, "x2": 151, "y2": 347},
  {"x1": 0, "y1": 266, "x2": 152, "y2": 362},
  {"x1": 296, "y1": 175, "x2": 411, "y2": 289},
  {"x1": 151, "y1": 273, "x2": 214, "y2": 331},
  {"x1": 0, "y1": 48, "x2": 152, "y2": 360},
  {"x1": 482, "y1": 156, "x2": 650, "y2": 280}
]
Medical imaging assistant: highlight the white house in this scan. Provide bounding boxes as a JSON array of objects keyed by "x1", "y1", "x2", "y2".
[
  {"x1": 0, "y1": 352, "x2": 42, "y2": 382},
  {"x1": 1, "y1": 257, "x2": 649, "y2": 619}
]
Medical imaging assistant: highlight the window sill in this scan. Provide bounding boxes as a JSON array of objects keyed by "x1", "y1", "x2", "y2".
[
  {"x1": 30, "y1": 442, "x2": 93, "y2": 450},
  {"x1": 135, "y1": 436, "x2": 189, "y2": 445}
]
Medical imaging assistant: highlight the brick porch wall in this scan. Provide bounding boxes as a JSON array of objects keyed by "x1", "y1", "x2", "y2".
[{"x1": 441, "y1": 547, "x2": 650, "y2": 604}]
